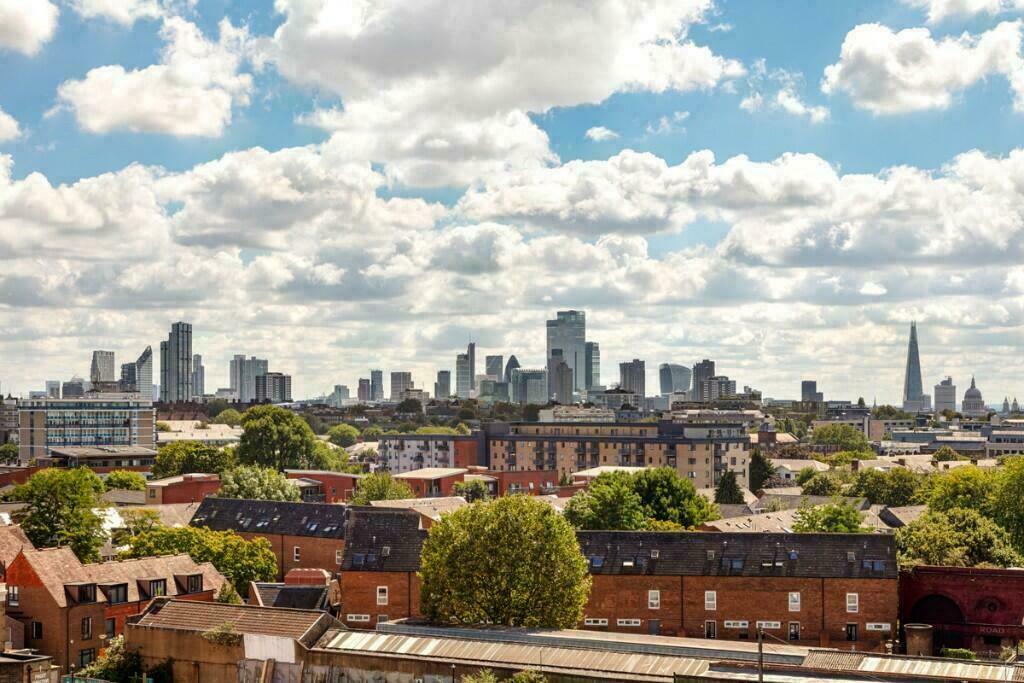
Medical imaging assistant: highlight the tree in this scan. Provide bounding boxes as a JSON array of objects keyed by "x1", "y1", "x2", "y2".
[
  {"x1": 510, "y1": 673, "x2": 547, "y2": 683},
  {"x1": 396, "y1": 398, "x2": 423, "y2": 414},
  {"x1": 361, "y1": 425, "x2": 383, "y2": 440},
  {"x1": 927, "y1": 466, "x2": 995, "y2": 514},
  {"x1": 215, "y1": 583, "x2": 243, "y2": 604},
  {"x1": 104, "y1": 470, "x2": 146, "y2": 491},
  {"x1": 237, "y1": 405, "x2": 320, "y2": 470},
  {"x1": 349, "y1": 472, "x2": 415, "y2": 505},
  {"x1": 121, "y1": 526, "x2": 277, "y2": 596},
  {"x1": 811, "y1": 424, "x2": 869, "y2": 452},
  {"x1": 851, "y1": 468, "x2": 919, "y2": 507},
  {"x1": 414, "y1": 425, "x2": 460, "y2": 435},
  {"x1": 156, "y1": 421, "x2": 171, "y2": 432},
  {"x1": 206, "y1": 398, "x2": 230, "y2": 419},
  {"x1": 801, "y1": 473, "x2": 844, "y2": 496},
  {"x1": 461, "y1": 671, "x2": 499, "y2": 683},
  {"x1": 932, "y1": 446, "x2": 964, "y2": 462},
  {"x1": 991, "y1": 457, "x2": 1024, "y2": 550},
  {"x1": 454, "y1": 422, "x2": 472, "y2": 435},
  {"x1": 302, "y1": 414, "x2": 328, "y2": 435},
  {"x1": 327, "y1": 423, "x2": 361, "y2": 447},
  {"x1": 218, "y1": 466, "x2": 300, "y2": 501},
  {"x1": 78, "y1": 635, "x2": 142, "y2": 683},
  {"x1": 791, "y1": 499, "x2": 866, "y2": 533},
  {"x1": 749, "y1": 449, "x2": 775, "y2": 491},
  {"x1": 0, "y1": 443, "x2": 18, "y2": 465},
  {"x1": 563, "y1": 472, "x2": 646, "y2": 530},
  {"x1": 714, "y1": 471, "x2": 745, "y2": 504},
  {"x1": 152, "y1": 441, "x2": 235, "y2": 478},
  {"x1": 452, "y1": 479, "x2": 491, "y2": 502},
  {"x1": 897, "y1": 508, "x2": 1023, "y2": 567},
  {"x1": 112, "y1": 509, "x2": 163, "y2": 547},
  {"x1": 211, "y1": 408, "x2": 242, "y2": 427},
  {"x1": 420, "y1": 496, "x2": 591, "y2": 628},
  {"x1": 795, "y1": 466, "x2": 818, "y2": 486},
  {"x1": 12, "y1": 468, "x2": 105, "y2": 562},
  {"x1": 630, "y1": 467, "x2": 717, "y2": 528}
]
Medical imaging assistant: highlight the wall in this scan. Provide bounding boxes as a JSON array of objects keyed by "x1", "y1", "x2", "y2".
[
  {"x1": 339, "y1": 571, "x2": 420, "y2": 629},
  {"x1": 127, "y1": 626, "x2": 243, "y2": 683},
  {"x1": 147, "y1": 476, "x2": 221, "y2": 504},
  {"x1": 235, "y1": 531, "x2": 345, "y2": 580}
]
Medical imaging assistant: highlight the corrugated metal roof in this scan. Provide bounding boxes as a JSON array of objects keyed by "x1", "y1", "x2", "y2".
[{"x1": 804, "y1": 649, "x2": 1024, "y2": 682}]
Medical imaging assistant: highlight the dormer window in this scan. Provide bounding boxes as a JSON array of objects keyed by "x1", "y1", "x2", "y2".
[
  {"x1": 187, "y1": 575, "x2": 203, "y2": 594},
  {"x1": 149, "y1": 579, "x2": 167, "y2": 597},
  {"x1": 106, "y1": 584, "x2": 128, "y2": 604},
  {"x1": 79, "y1": 584, "x2": 97, "y2": 603}
]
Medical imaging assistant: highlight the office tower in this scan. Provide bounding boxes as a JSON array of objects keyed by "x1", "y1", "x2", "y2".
[
  {"x1": 934, "y1": 377, "x2": 956, "y2": 413},
  {"x1": 334, "y1": 385, "x2": 350, "y2": 400},
  {"x1": 390, "y1": 372, "x2": 413, "y2": 400},
  {"x1": 511, "y1": 368, "x2": 548, "y2": 405},
  {"x1": 546, "y1": 310, "x2": 586, "y2": 392},
  {"x1": 801, "y1": 380, "x2": 823, "y2": 403},
  {"x1": 503, "y1": 356, "x2": 520, "y2": 384},
  {"x1": 467, "y1": 342, "x2": 476, "y2": 392},
  {"x1": 691, "y1": 359, "x2": 716, "y2": 402},
  {"x1": 702, "y1": 376, "x2": 737, "y2": 401},
  {"x1": 62, "y1": 377, "x2": 86, "y2": 398},
  {"x1": 45, "y1": 381, "x2": 60, "y2": 399},
  {"x1": 902, "y1": 322, "x2": 926, "y2": 412},
  {"x1": 549, "y1": 357, "x2": 574, "y2": 404},
  {"x1": 120, "y1": 363, "x2": 137, "y2": 387},
  {"x1": 659, "y1": 363, "x2": 691, "y2": 395},
  {"x1": 256, "y1": 372, "x2": 292, "y2": 403},
  {"x1": 585, "y1": 342, "x2": 601, "y2": 390},
  {"x1": 191, "y1": 354, "x2": 205, "y2": 398},
  {"x1": 456, "y1": 343, "x2": 476, "y2": 398},
  {"x1": 159, "y1": 322, "x2": 192, "y2": 403},
  {"x1": 135, "y1": 346, "x2": 153, "y2": 400},
  {"x1": 229, "y1": 355, "x2": 268, "y2": 403},
  {"x1": 90, "y1": 351, "x2": 116, "y2": 383},
  {"x1": 370, "y1": 370, "x2": 384, "y2": 401},
  {"x1": 357, "y1": 378, "x2": 371, "y2": 401},
  {"x1": 485, "y1": 355, "x2": 503, "y2": 381},
  {"x1": 619, "y1": 359, "x2": 646, "y2": 397},
  {"x1": 434, "y1": 370, "x2": 451, "y2": 399}
]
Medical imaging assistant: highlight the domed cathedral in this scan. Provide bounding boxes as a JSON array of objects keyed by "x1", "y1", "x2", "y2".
[{"x1": 961, "y1": 376, "x2": 988, "y2": 417}]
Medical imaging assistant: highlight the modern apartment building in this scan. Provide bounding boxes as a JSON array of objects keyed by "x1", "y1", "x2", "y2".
[
  {"x1": 455, "y1": 343, "x2": 476, "y2": 399},
  {"x1": 18, "y1": 395, "x2": 156, "y2": 463},
  {"x1": 135, "y1": 346, "x2": 154, "y2": 400},
  {"x1": 548, "y1": 350, "x2": 574, "y2": 403},
  {"x1": 379, "y1": 434, "x2": 484, "y2": 473},
  {"x1": 390, "y1": 372, "x2": 413, "y2": 400},
  {"x1": 370, "y1": 370, "x2": 384, "y2": 401},
  {"x1": 585, "y1": 341, "x2": 601, "y2": 390},
  {"x1": 255, "y1": 372, "x2": 292, "y2": 403},
  {"x1": 159, "y1": 322, "x2": 193, "y2": 403},
  {"x1": 935, "y1": 377, "x2": 957, "y2": 414},
  {"x1": 191, "y1": 354, "x2": 205, "y2": 398},
  {"x1": 229, "y1": 355, "x2": 268, "y2": 403},
  {"x1": 619, "y1": 359, "x2": 646, "y2": 397},
  {"x1": 89, "y1": 350, "x2": 115, "y2": 383},
  {"x1": 434, "y1": 370, "x2": 451, "y2": 399},
  {"x1": 692, "y1": 359, "x2": 716, "y2": 401},
  {"x1": 357, "y1": 378, "x2": 371, "y2": 401}
]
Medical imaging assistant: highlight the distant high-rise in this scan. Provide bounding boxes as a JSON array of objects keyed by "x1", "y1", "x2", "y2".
[
  {"x1": 585, "y1": 342, "x2": 601, "y2": 390},
  {"x1": 135, "y1": 346, "x2": 153, "y2": 400},
  {"x1": 619, "y1": 359, "x2": 646, "y2": 397},
  {"x1": 549, "y1": 355, "x2": 574, "y2": 404},
  {"x1": 230, "y1": 355, "x2": 268, "y2": 403},
  {"x1": 456, "y1": 342, "x2": 476, "y2": 398},
  {"x1": 370, "y1": 370, "x2": 384, "y2": 401},
  {"x1": 467, "y1": 342, "x2": 476, "y2": 392},
  {"x1": 801, "y1": 380, "x2": 823, "y2": 403},
  {"x1": 434, "y1": 370, "x2": 451, "y2": 399},
  {"x1": 390, "y1": 372, "x2": 413, "y2": 400},
  {"x1": 256, "y1": 372, "x2": 292, "y2": 403},
  {"x1": 90, "y1": 351, "x2": 115, "y2": 383},
  {"x1": 659, "y1": 363, "x2": 691, "y2": 395},
  {"x1": 485, "y1": 355, "x2": 503, "y2": 380},
  {"x1": 511, "y1": 368, "x2": 548, "y2": 405},
  {"x1": 45, "y1": 380, "x2": 61, "y2": 399},
  {"x1": 159, "y1": 322, "x2": 192, "y2": 403},
  {"x1": 692, "y1": 359, "x2": 716, "y2": 401},
  {"x1": 191, "y1": 354, "x2": 205, "y2": 398},
  {"x1": 503, "y1": 355, "x2": 520, "y2": 384},
  {"x1": 62, "y1": 377, "x2": 85, "y2": 398},
  {"x1": 935, "y1": 377, "x2": 956, "y2": 414},
  {"x1": 902, "y1": 322, "x2": 930, "y2": 412},
  {"x1": 547, "y1": 311, "x2": 586, "y2": 393},
  {"x1": 120, "y1": 363, "x2": 137, "y2": 389},
  {"x1": 357, "y1": 378, "x2": 371, "y2": 401},
  {"x1": 332, "y1": 385, "x2": 350, "y2": 406}
]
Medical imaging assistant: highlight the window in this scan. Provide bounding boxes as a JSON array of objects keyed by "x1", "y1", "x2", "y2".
[
  {"x1": 377, "y1": 586, "x2": 388, "y2": 606},
  {"x1": 336, "y1": 550, "x2": 344, "y2": 565},
  {"x1": 107, "y1": 584, "x2": 127, "y2": 604},
  {"x1": 293, "y1": 546, "x2": 301, "y2": 562},
  {"x1": 648, "y1": 590, "x2": 661, "y2": 609},
  {"x1": 81, "y1": 617, "x2": 93, "y2": 640},
  {"x1": 377, "y1": 615, "x2": 389, "y2": 624},
  {"x1": 30, "y1": 622, "x2": 42, "y2": 639},
  {"x1": 149, "y1": 579, "x2": 167, "y2": 597},
  {"x1": 584, "y1": 618, "x2": 608, "y2": 626},
  {"x1": 79, "y1": 584, "x2": 96, "y2": 603},
  {"x1": 105, "y1": 618, "x2": 116, "y2": 639},
  {"x1": 78, "y1": 649, "x2": 96, "y2": 670},
  {"x1": 346, "y1": 614, "x2": 371, "y2": 623},
  {"x1": 148, "y1": 488, "x2": 156, "y2": 498},
  {"x1": 846, "y1": 623, "x2": 858, "y2": 642},
  {"x1": 788, "y1": 622, "x2": 801, "y2": 641},
  {"x1": 7, "y1": 586, "x2": 18, "y2": 607},
  {"x1": 616, "y1": 619, "x2": 642, "y2": 627},
  {"x1": 846, "y1": 593, "x2": 859, "y2": 613},
  {"x1": 704, "y1": 591, "x2": 717, "y2": 611},
  {"x1": 187, "y1": 574, "x2": 203, "y2": 594},
  {"x1": 788, "y1": 591, "x2": 801, "y2": 612},
  {"x1": 727, "y1": 557, "x2": 743, "y2": 571}
]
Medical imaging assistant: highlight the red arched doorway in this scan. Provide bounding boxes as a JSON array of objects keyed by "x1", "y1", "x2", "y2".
[{"x1": 909, "y1": 594, "x2": 966, "y2": 651}]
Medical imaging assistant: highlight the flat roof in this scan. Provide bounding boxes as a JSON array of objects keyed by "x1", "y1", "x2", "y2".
[
  {"x1": 49, "y1": 445, "x2": 157, "y2": 457},
  {"x1": 393, "y1": 467, "x2": 467, "y2": 480},
  {"x1": 573, "y1": 466, "x2": 647, "y2": 478}
]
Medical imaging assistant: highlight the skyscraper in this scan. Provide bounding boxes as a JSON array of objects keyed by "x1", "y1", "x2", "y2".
[
  {"x1": 120, "y1": 363, "x2": 137, "y2": 391},
  {"x1": 45, "y1": 381, "x2": 61, "y2": 399},
  {"x1": 692, "y1": 359, "x2": 716, "y2": 402},
  {"x1": 90, "y1": 351, "x2": 115, "y2": 383},
  {"x1": 135, "y1": 346, "x2": 153, "y2": 400},
  {"x1": 434, "y1": 370, "x2": 451, "y2": 399},
  {"x1": 191, "y1": 354, "x2": 205, "y2": 398},
  {"x1": 801, "y1": 380, "x2": 823, "y2": 403},
  {"x1": 511, "y1": 368, "x2": 548, "y2": 405},
  {"x1": 935, "y1": 377, "x2": 957, "y2": 414},
  {"x1": 357, "y1": 378, "x2": 371, "y2": 401},
  {"x1": 503, "y1": 355, "x2": 520, "y2": 384},
  {"x1": 159, "y1": 322, "x2": 192, "y2": 403},
  {"x1": 619, "y1": 359, "x2": 646, "y2": 397},
  {"x1": 390, "y1": 372, "x2": 413, "y2": 400},
  {"x1": 658, "y1": 363, "x2": 691, "y2": 395},
  {"x1": 549, "y1": 356, "x2": 574, "y2": 404},
  {"x1": 546, "y1": 310, "x2": 586, "y2": 392},
  {"x1": 585, "y1": 341, "x2": 601, "y2": 390},
  {"x1": 467, "y1": 342, "x2": 476, "y2": 392},
  {"x1": 256, "y1": 372, "x2": 292, "y2": 403},
  {"x1": 370, "y1": 370, "x2": 384, "y2": 401},
  {"x1": 485, "y1": 355, "x2": 503, "y2": 380},
  {"x1": 229, "y1": 355, "x2": 268, "y2": 403},
  {"x1": 455, "y1": 342, "x2": 476, "y2": 398},
  {"x1": 902, "y1": 322, "x2": 930, "y2": 412}
]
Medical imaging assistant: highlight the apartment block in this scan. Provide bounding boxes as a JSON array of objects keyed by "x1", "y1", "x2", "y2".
[
  {"x1": 378, "y1": 434, "x2": 483, "y2": 473},
  {"x1": 17, "y1": 396, "x2": 155, "y2": 464}
]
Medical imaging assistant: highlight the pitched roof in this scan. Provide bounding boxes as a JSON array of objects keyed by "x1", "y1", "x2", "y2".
[
  {"x1": 134, "y1": 599, "x2": 334, "y2": 645},
  {"x1": 753, "y1": 493, "x2": 870, "y2": 512},
  {"x1": 0, "y1": 525, "x2": 32, "y2": 567},
  {"x1": 102, "y1": 489, "x2": 147, "y2": 506},
  {"x1": 370, "y1": 496, "x2": 468, "y2": 520},
  {"x1": 340, "y1": 507, "x2": 426, "y2": 572},
  {"x1": 576, "y1": 531, "x2": 897, "y2": 579},
  {"x1": 190, "y1": 498, "x2": 347, "y2": 538},
  {"x1": 392, "y1": 467, "x2": 467, "y2": 480},
  {"x1": 879, "y1": 504, "x2": 928, "y2": 528},
  {"x1": 251, "y1": 583, "x2": 329, "y2": 610}
]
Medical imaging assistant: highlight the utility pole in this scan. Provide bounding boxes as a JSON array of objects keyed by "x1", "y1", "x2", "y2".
[{"x1": 757, "y1": 627, "x2": 765, "y2": 683}]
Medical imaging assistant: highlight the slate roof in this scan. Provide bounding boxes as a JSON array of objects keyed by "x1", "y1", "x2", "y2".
[
  {"x1": 575, "y1": 531, "x2": 897, "y2": 579},
  {"x1": 340, "y1": 507, "x2": 426, "y2": 572},
  {"x1": 134, "y1": 598, "x2": 335, "y2": 645},
  {"x1": 0, "y1": 525, "x2": 32, "y2": 567},
  {"x1": 102, "y1": 489, "x2": 147, "y2": 506},
  {"x1": 251, "y1": 583, "x2": 330, "y2": 610},
  {"x1": 879, "y1": 504, "x2": 928, "y2": 528},
  {"x1": 370, "y1": 496, "x2": 468, "y2": 520},
  {"x1": 753, "y1": 493, "x2": 870, "y2": 512},
  {"x1": 190, "y1": 498, "x2": 347, "y2": 538}
]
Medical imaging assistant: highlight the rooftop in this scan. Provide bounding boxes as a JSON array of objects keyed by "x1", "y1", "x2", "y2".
[
  {"x1": 48, "y1": 445, "x2": 157, "y2": 458},
  {"x1": 191, "y1": 498, "x2": 347, "y2": 538},
  {"x1": 573, "y1": 466, "x2": 647, "y2": 479},
  {"x1": 133, "y1": 598, "x2": 335, "y2": 645},
  {"x1": 370, "y1": 496, "x2": 468, "y2": 520},
  {"x1": 341, "y1": 507, "x2": 426, "y2": 572},
  {"x1": 146, "y1": 472, "x2": 219, "y2": 487},
  {"x1": 392, "y1": 467, "x2": 467, "y2": 480}
]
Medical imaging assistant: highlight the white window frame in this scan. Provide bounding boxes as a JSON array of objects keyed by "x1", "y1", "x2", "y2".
[
  {"x1": 293, "y1": 546, "x2": 301, "y2": 562},
  {"x1": 846, "y1": 592, "x2": 859, "y2": 614},
  {"x1": 377, "y1": 586, "x2": 389, "y2": 606},
  {"x1": 7, "y1": 586, "x2": 18, "y2": 607},
  {"x1": 648, "y1": 590, "x2": 661, "y2": 610},
  {"x1": 346, "y1": 614, "x2": 371, "y2": 623},
  {"x1": 335, "y1": 549, "x2": 343, "y2": 565},
  {"x1": 616, "y1": 618, "x2": 642, "y2": 627},
  {"x1": 704, "y1": 590, "x2": 717, "y2": 611},
  {"x1": 756, "y1": 620, "x2": 781, "y2": 630},
  {"x1": 584, "y1": 618, "x2": 608, "y2": 626},
  {"x1": 788, "y1": 591, "x2": 801, "y2": 612}
]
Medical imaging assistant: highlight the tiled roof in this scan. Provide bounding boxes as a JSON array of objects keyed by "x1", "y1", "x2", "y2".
[
  {"x1": 392, "y1": 468, "x2": 467, "y2": 480},
  {"x1": 102, "y1": 489, "x2": 147, "y2": 506},
  {"x1": 340, "y1": 507, "x2": 426, "y2": 572},
  {"x1": 879, "y1": 505, "x2": 928, "y2": 528},
  {"x1": 134, "y1": 599, "x2": 333, "y2": 644},
  {"x1": 190, "y1": 498, "x2": 347, "y2": 538},
  {"x1": 0, "y1": 525, "x2": 32, "y2": 567},
  {"x1": 753, "y1": 493, "x2": 869, "y2": 512},
  {"x1": 251, "y1": 583, "x2": 329, "y2": 610},
  {"x1": 576, "y1": 531, "x2": 897, "y2": 579},
  {"x1": 370, "y1": 496, "x2": 467, "y2": 520}
]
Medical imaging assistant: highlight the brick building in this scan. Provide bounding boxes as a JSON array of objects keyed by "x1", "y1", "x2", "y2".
[
  {"x1": 18, "y1": 396, "x2": 156, "y2": 464},
  {"x1": 42, "y1": 445, "x2": 157, "y2": 472},
  {"x1": 393, "y1": 468, "x2": 466, "y2": 497},
  {"x1": 190, "y1": 498, "x2": 347, "y2": 579},
  {"x1": 5, "y1": 547, "x2": 225, "y2": 673},
  {"x1": 145, "y1": 472, "x2": 221, "y2": 504},
  {"x1": 378, "y1": 433, "x2": 484, "y2": 473},
  {"x1": 284, "y1": 470, "x2": 361, "y2": 503}
]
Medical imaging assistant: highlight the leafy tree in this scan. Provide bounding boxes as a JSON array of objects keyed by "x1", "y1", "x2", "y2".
[
  {"x1": 927, "y1": 466, "x2": 996, "y2": 514},
  {"x1": 206, "y1": 399, "x2": 230, "y2": 419},
  {"x1": 795, "y1": 466, "x2": 818, "y2": 486},
  {"x1": 104, "y1": 470, "x2": 146, "y2": 491},
  {"x1": 153, "y1": 441, "x2": 235, "y2": 478},
  {"x1": 801, "y1": 473, "x2": 844, "y2": 496},
  {"x1": 819, "y1": 450, "x2": 874, "y2": 467},
  {"x1": 238, "y1": 405, "x2": 321, "y2": 470},
  {"x1": 215, "y1": 583, "x2": 243, "y2": 604},
  {"x1": 361, "y1": 425, "x2": 383, "y2": 440},
  {"x1": 510, "y1": 672, "x2": 547, "y2": 683},
  {"x1": 396, "y1": 398, "x2": 423, "y2": 413},
  {"x1": 452, "y1": 479, "x2": 492, "y2": 502},
  {"x1": 155, "y1": 421, "x2": 171, "y2": 432},
  {"x1": 454, "y1": 422, "x2": 472, "y2": 435},
  {"x1": 630, "y1": 467, "x2": 717, "y2": 528},
  {"x1": 897, "y1": 508, "x2": 1023, "y2": 567},
  {"x1": 714, "y1": 471, "x2": 745, "y2": 504},
  {"x1": 749, "y1": 448, "x2": 774, "y2": 491},
  {"x1": 991, "y1": 457, "x2": 1024, "y2": 550},
  {"x1": 563, "y1": 472, "x2": 646, "y2": 530},
  {"x1": 350, "y1": 472, "x2": 415, "y2": 505},
  {"x1": 112, "y1": 509, "x2": 163, "y2": 546},
  {"x1": 420, "y1": 496, "x2": 591, "y2": 628},
  {"x1": 78, "y1": 635, "x2": 142, "y2": 683},
  {"x1": 461, "y1": 671, "x2": 499, "y2": 683},
  {"x1": 218, "y1": 465, "x2": 300, "y2": 501},
  {"x1": 12, "y1": 468, "x2": 105, "y2": 562},
  {"x1": 0, "y1": 443, "x2": 18, "y2": 465},
  {"x1": 302, "y1": 413, "x2": 328, "y2": 435},
  {"x1": 851, "y1": 468, "x2": 919, "y2": 507},
  {"x1": 932, "y1": 445, "x2": 964, "y2": 462},
  {"x1": 791, "y1": 499, "x2": 866, "y2": 533},
  {"x1": 211, "y1": 408, "x2": 242, "y2": 426},
  {"x1": 414, "y1": 425, "x2": 460, "y2": 435},
  {"x1": 121, "y1": 526, "x2": 277, "y2": 596},
  {"x1": 327, "y1": 423, "x2": 361, "y2": 447},
  {"x1": 811, "y1": 424, "x2": 869, "y2": 452},
  {"x1": 871, "y1": 405, "x2": 913, "y2": 420}
]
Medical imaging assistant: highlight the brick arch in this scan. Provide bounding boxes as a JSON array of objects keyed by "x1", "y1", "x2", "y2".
[{"x1": 909, "y1": 593, "x2": 966, "y2": 650}]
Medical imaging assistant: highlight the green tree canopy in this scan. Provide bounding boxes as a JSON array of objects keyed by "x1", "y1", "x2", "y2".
[
  {"x1": 205, "y1": 398, "x2": 230, "y2": 418},
  {"x1": 104, "y1": 470, "x2": 146, "y2": 491},
  {"x1": 420, "y1": 496, "x2": 591, "y2": 628},
  {"x1": 714, "y1": 471, "x2": 745, "y2": 504},
  {"x1": 932, "y1": 445, "x2": 965, "y2": 462},
  {"x1": 851, "y1": 468, "x2": 919, "y2": 507},
  {"x1": 926, "y1": 466, "x2": 996, "y2": 514},
  {"x1": 211, "y1": 408, "x2": 242, "y2": 427},
  {"x1": 630, "y1": 467, "x2": 717, "y2": 527},
  {"x1": 0, "y1": 443, "x2": 18, "y2": 465},
  {"x1": 749, "y1": 448, "x2": 775, "y2": 491},
  {"x1": 563, "y1": 472, "x2": 646, "y2": 531},
  {"x1": 801, "y1": 472, "x2": 844, "y2": 496},
  {"x1": 452, "y1": 479, "x2": 492, "y2": 503},
  {"x1": 897, "y1": 507, "x2": 1023, "y2": 567},
  {"x1": 991, "y1": 457, "x2": 1024, "y2": 550},
  {"x1": 361, "y1": 425, "x2": 383, "y2": 440},
  {"x1": 218, "y1": 465, "x2": 300, "y2": 501},
  {"x1": 153, "y1": 441, "x2": 236, "y2": 479},
  {"x1": 791, "y1": 499, "x2": 867, "y2": 533},
  {"x1": 12, "y1": 467, "x2": 105, "y2": 562},
  {"x1": 349, "y1": 472, "x2": 415, "y2": 505},
  {"x1": 78, "y1": 635, "x2": 142, "y2": 683},
  {"x1": 327, "y1": 423, "x2": 361, "y2": 447},
  {"x1": 121, "y1": 526, "x2": 277, "y2": 597},
  {"x1": 795, "y1": 466, "x2": 819, "y2": 486},
  {"x1": 237, "y1": 405, "x2": 321, "y2": 470},
  {"x1": 396, "y1": 398, "x2": 423, "y2": 413},
  {"x1": 811, "y1": 423, "x2": 870, "y2": 452}
]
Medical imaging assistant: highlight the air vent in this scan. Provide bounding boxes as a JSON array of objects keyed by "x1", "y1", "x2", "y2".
[{"x1": 650, "y1": 549, "x2": 660, "y2": 559}]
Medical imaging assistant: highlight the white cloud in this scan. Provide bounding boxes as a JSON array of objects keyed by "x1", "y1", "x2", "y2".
[
  {"x1": 902, "y1": 0, "x2": 1024, "y2": 23},
  {"x1": 646, "y1": 111, "x2": 690, "y2": 135},
  {"x1": 0, "y1": 107, "x2": 20, "y2": 141},
  {"x1": 742, "y1": 60, "x2": 828, "y2": 123},
  {"x1": 54, "y1": 17, "x2": 252, "y2": 137},
  {"x1": 585, "y1": 126, "x2": 619, "y2": 142},
  {"x1": 0, "y1": 0, "x2": 59, "y2": 55},
  {"x1": 822, "y1": 21, "x2": 1024, "y2": 114}
]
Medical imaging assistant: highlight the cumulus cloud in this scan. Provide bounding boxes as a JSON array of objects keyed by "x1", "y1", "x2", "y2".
[
  {"x1": 585, "y1": 127, "x2": 619, "y2": 142},
  {"x1": 0, "y1": 0, "x2": 59, "y2": 55},
  {"x1": 54, "y1": 17, "x2": 252, "y2": 136},
  {"x1": 902, "y1": 0, "x2": 1024, "y2": 23},
  {"x1": 822, "y1": 21, "x2": 1024, "y2": 114},
  {"x1": 741, "y1": 60, "x2": 828, "y2": 123},
  {"x1": 0, "y1": 107, "x2": 20, "y2": 141}
]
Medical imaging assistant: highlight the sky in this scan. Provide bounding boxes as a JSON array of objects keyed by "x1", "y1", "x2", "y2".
[{"x1": 2, "y1": 0, "x2": 1024, "y2": 405}]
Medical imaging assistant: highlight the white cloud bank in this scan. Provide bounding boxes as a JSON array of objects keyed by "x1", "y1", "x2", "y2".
[{"x1": 0, "y1": 0, "x2": 59, "y2": 56}]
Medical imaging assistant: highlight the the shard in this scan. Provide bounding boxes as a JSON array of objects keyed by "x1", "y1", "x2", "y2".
[{"x1": 902, "y1": 321, "x2": 926, "y2": 411}]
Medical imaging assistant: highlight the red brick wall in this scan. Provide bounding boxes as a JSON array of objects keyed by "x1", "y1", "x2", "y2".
[
  {"x1": 153, "y1": 478, "x2": 221, "y2": 504},
  {"x1": 340, "y1": 571, "x2": 420, "y2": 628},
  {"x1": 583, "y1": 575, "x2": 682, "y2": 636},
  {"x1": 453, "y1": 441, "x2": 479, "y2": 468},
  {"x1": 235, "y1": 532, "x2": 345, "y2": 580},
  {"x1": 287, "y1": 472, "x2": 360, "y2": 503}
]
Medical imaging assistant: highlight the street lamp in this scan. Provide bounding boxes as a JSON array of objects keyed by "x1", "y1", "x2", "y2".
[{"x1": 451, "y1": 663, "x2": 457, "y2": 683}]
